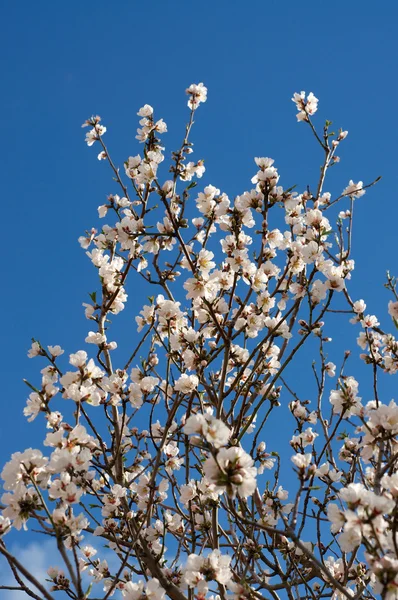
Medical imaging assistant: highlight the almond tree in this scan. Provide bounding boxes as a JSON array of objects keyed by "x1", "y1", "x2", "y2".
[{"x1": 1, "y1": 83, "x2": 398, "y2": 600}]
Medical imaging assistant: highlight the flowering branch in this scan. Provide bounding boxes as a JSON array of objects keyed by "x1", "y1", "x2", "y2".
[{"x1": 2, "y1": 84, "x2": 397, "y2": 600}]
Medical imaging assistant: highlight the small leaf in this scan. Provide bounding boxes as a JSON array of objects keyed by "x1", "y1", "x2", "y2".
[{"x1": 23, "y1": 379, "x2": 40, "y2": 394}]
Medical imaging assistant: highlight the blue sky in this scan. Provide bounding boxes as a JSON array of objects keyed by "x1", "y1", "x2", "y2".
[{"x1": 0, "y1": 0, "x2": 397, "y2": 595}]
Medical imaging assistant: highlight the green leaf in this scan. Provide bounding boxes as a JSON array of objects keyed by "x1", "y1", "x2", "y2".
[
  {"x1": 89, "y1": 291, "x2": 97, "y2": 304},
  {"x1": 23, "y1": 379, "x2": 41, "y2": 393}
]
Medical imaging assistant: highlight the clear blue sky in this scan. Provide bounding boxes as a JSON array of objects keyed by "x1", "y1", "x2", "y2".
[{"x1": 0, "y1": 0, "x2": 397, "y2": 594}]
